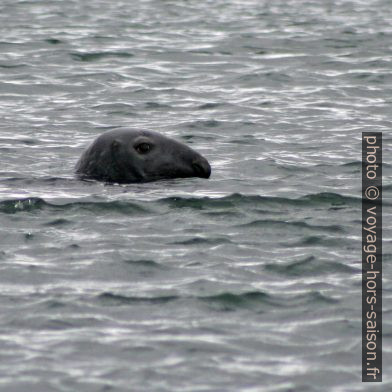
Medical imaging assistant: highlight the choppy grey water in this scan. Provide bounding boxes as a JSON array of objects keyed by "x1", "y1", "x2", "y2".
[{"x1": 0, "y1": 0, "x2": 391, "y2": 391}]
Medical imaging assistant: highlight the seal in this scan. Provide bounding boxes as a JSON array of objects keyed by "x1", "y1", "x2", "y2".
[{"x1": 75, "y1": 128, "x2": 211, "y2": 183}]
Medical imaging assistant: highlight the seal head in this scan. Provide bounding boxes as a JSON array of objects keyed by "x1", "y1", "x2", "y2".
[{"x1": 75, "y1": 128, "x2": 211, "y2": 183}]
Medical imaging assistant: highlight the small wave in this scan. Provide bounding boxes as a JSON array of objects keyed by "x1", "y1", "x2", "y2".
[
  {"x1": 43, "y1": 218, "x2": 72, "y2": 226},
  {"x1": 97, "y1": 292, "x2": 179, "y2": 306},
  {"x1": 92, "y1": 289, "x2": 339, "y2": 312},
  {"x1": 0, "y1": 197, "x2": 148, "y2": 215},
  {"x1": 171, "y1": 236, "x2": 232, "y2": 246},
  {"x1": 44, "y1": 38, "x2": 62, "y2": 45},
  {"x1": 122, "y1": 259, "x2": 167, "y2": 270},
  {"x1": 340, "y1": 161, "x2": 361, "y2": 168},
  {"x1": 200, "y1": 291, "x2": 271, "y2": 311},
  {"x1": 0, "y1": 176, "x2": 74, "y2": 185},
  {"x1": 201, "y1": 290, "x2": 338, "y2": 311},
  {"x1": 197, "y1": 103, "x2": 223, "y2": 110},
  {"x1": 284, "y1": 235, "x2": 350, "y2": 248},
  {"x1": 297, "y1": 192, "x2": 360, "y2": 206},
  {"x1": 0, "y1": 197, "x2": 46, "y2": 214},
  {"x1": 238, "y1": 219, "x2": 345, "y2": 233},
  {"x1": 0, "y1": 192, "x2": 366, "y2": 216},
  {"x1": 289, "y1": 291, "x2": 340, "y2": 305},
  {"x1": 264, "y1": 256, "x2": 356, "y2": 276},
  {"x1": 0, "y1": 63, "x2": 27, "y2": 69},
  {"x1": 159, "y1": 192, "x2": 361, "y2": 210},
  {"x1": 144, "y1": 102, "x2": 171, "y2": 109},
  {"x1": 70, "y1": 51, "x2": 134, "y2": 62}
]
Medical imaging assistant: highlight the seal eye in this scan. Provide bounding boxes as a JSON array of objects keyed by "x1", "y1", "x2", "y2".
[{"x1": 135, "y1": 143, "x2": 151, "y2": 154}]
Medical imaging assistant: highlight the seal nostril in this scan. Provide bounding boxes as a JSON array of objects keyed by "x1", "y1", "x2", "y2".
[{"x1": 192, "y1": 157, "x2": 211, "y2": 179}]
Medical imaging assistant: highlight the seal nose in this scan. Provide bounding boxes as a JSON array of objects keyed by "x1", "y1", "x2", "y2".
[{"x1": 192, "y1": 156, "x2": 211, "y2": 179}]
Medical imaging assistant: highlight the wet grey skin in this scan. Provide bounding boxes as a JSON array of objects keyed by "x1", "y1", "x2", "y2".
[{"x1": 75, "y1": 128, "x2": 211, "y2": 183}]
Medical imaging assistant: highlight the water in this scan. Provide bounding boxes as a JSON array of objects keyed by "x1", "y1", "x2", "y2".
[{"x1": 0, "y1": 0, "x2": 391, "y2": 391}]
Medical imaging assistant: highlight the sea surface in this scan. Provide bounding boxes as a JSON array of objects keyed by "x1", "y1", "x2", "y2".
[{"x1": 0, "y1": 0, "x2": 391, "y2": 391}]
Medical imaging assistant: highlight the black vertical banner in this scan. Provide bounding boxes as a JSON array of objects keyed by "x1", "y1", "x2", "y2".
[{"x1": 362, "y1": 132, "x2": 382, "y2": 382}]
